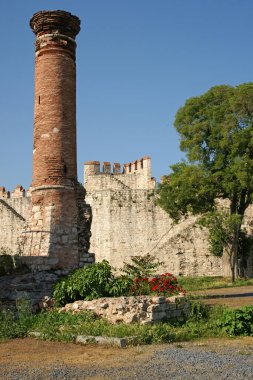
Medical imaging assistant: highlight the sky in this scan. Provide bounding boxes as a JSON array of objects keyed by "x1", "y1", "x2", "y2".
[{"x1": 0, "y1": 0, "x2": 253, "y2": 191}]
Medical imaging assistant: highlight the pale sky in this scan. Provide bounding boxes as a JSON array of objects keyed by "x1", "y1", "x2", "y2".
[{"x1": 1, "y1": 0, "x2": 253, "y2": 191}]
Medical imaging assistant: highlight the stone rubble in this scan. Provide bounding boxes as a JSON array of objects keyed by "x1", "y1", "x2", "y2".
[{"x1": 61, "y1": 294, "x2": 189, "y2": 324}]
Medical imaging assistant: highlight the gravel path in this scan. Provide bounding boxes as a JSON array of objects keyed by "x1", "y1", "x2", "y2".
[{"x1": 1, "y1": 338, "x2": 253, "y2": 379}]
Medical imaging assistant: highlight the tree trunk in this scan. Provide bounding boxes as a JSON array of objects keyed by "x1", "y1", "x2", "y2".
[
  {"x1": 229, "y1": 224, "x2": 240, "y2": 282},
  {"x1": 230, "y1": 250, "x2": 236, "y2": 283}
]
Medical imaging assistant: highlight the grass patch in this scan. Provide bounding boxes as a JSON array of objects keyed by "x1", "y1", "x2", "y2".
[
  {"x1": 0, "y1": 300, "x2": 228, "y2": 345},
  {"x1": 177, "y1": 276, "x2": 253, "y2": 292}
]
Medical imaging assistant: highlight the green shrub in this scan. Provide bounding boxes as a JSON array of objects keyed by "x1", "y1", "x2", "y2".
[
  {"x1": 0, "y1": 251, "x2": 14, "y2": 276},
  {"x1": 217, "y1": 306, "x2": 253, "y2": 336},
  {"x1": 108, "y1": 276, "x2": 134, "y2": 297},
  {"x1": 0, "y1": 298, "x2": 34, "y2": 340},
  {"x1": 187, "y1": 300, "x2": 210, "y2": 322},
  {"x1": 121, "y1": 254, "x2": 163, "y2": 278},
  {"x1": 53, "y1": 260, "x2": 114, "y2": 305},
  {"x1": 53, "y1": 256, "x2": 184, "y2": 305}
]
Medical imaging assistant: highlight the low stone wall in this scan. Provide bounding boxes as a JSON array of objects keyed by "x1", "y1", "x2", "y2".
[
  {"x1": 62, "y1": 294, "x2": 189, "y2": 324},
  {"x1": 0, "y1": 271, "x2": 59, "y2": 310}
]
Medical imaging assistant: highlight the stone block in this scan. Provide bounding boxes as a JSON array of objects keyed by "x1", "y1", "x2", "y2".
[
  {"x1": 32, "y1": 205, "x2": 41, "y2": 213},
  {"x1": 76, "y1": 335, "x2": 127, "y2": 348}
]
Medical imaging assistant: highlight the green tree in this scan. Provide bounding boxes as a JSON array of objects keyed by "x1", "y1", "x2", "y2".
[{"x1": 158, "y1": 84, "x2": 253, "y2": 281}]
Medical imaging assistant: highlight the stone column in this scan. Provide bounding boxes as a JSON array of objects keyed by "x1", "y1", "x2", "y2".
[{"x1": 20, "y1": 11, "x2": 83, "y2": 271}]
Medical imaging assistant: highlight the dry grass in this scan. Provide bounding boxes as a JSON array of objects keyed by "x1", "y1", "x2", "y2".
[
  {"x1": 1, "y1": 337, "x2": 253, "y2": 373},
  {"x1": 0, "y1": 338, "x2": 153, "y2": 369}
]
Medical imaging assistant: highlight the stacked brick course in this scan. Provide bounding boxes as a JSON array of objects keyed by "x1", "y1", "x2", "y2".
[{"x1": 19, "y1": 11, "x2": 93, "y2": 271}]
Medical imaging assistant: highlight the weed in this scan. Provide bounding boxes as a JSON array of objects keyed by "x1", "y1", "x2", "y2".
[{"x1": 0, "y1": 302, "x2": 231, "y2": 344}]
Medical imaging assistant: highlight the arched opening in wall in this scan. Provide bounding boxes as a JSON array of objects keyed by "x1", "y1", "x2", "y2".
[
  {"x1": 38, "y1": 96, "x2": 41, "y2": 104},
  {"x1": 64, "y1": 164, "x2": 67, "y2": 174},
  {"x1": 141, "y1": 159, "x2": 143, "y2": 169},
  {"x1": 135, "y1": 161, "x2": 137, "y2": 171},
  {"x1": 129, "y1": 163, "x2": 132, "y2": 172}
]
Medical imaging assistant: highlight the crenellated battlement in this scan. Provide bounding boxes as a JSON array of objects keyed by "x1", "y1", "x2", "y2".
[
  {"x1": 123, "y1": 156, "x2": 150, "y2": 175},
  {"x1": 0, "y1": 185, "x2": 32, "y2": 199},
  {"x1": 84, "y1": 156, "x2": 151, "y2": 176},
  {"x1": 0, "y1": 187, "x2": 10, "y2": 199},
  {"x1": 84, "y1": 156, "x2": 156, "y2": 191}
]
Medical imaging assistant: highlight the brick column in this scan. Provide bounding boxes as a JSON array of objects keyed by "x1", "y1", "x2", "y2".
[{"x1": 20, "y1": 11, "x2": 84, "y2": 271}]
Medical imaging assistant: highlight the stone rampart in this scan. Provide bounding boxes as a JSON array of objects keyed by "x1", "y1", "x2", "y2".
[
  {"x1": 2, "y1": 157, "x2": 253, "y2": 277},
  {"x1": 0, "y1": 187, "x2": 31, "y2": 254},
  {"x1": 84, "y1": 157, "x2": 156, "y2": 191},
  {"x1": 84, "y1": 157, "x2": 253, "y2": 277},
  {"x1": 0, "y1": 184, "x2": 94, "y2": 270}
]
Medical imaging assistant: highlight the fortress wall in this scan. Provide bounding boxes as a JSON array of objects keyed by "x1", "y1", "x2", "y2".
[
  {"x1": 85, "y1": 157, "x2": 253, "y2": 277},
  {"x1": 1, "y1": 156, "x2": 253, "y2": 276},
  {"x1": 8, "y1": 196, "x2": 31, "y2": 219},
  {"x1": 0, "y1": 196, "x2": 30, "y2": 254},
  {"x1": 84, "y1": 157, "x2": 156, "y2": 192},
  {"x1": 84, "y1": 173, "x2": 154, "y2": 192},
  {"x1": 86, "y1": 188, "x2": 226, "y2": 276}
]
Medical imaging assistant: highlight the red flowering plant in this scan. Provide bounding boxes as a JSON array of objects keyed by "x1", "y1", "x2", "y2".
[
  {"x1": 120, "y1": 254, "x2": 185, "y2": 297},
  {"x1": 129, "y1": 273, "x2": 185, "y2": 297},
  {"x1": 148, "y1": 273, "x2": 185, "y2": 297}
]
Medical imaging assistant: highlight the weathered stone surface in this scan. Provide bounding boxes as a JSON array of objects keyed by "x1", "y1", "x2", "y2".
[
  {"x1": 0, "y1": 271, "x2": 59, "y2": 309},
  {"x1": 61, "y1": 295, "x2": 188, "y2": 324},
  {"x1": 76, "y1": 335, "x2": 127, "y2": 348},
  {"x1": 84, "y1": 158, "x2": 253, "y2": 277},
  {"x1": 0, "y1": 196, "x2": 30, "y2": 254}
]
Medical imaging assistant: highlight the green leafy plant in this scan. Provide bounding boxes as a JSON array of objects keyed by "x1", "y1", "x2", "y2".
[
  {"x1": 53, "y1": 260, "x2": 114, "y2": 306},
  {"x1": 121, "y1": 254, "x2": 163, "y2": 278},
  {"x1": 0, "y1": 248, "x2": 15, "y2": 276},
  {"x1": 217, "y1": 306, "x2": 253, "y2": 336},
  {"x1": 187, "y1": 301, "x2": 210, "y2": 322},
  {"x1": 108, "y1": 275, "x2": 134, "y2": 297},
  {"x1": 53, "y1": 255, "x2": 183, "y2": 305},
  {"x1": 0, "y1": 298, "x2": 34, "y2": 340},
  {"x1": 200, "y1": 211, "x2": 241, "y2": 260}
]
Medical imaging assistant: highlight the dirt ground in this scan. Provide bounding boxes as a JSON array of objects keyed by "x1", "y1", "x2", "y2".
[
  {"x1": 192, "y1": 285, "x2": 253, "y2": 308},
  {"x1": 1, "y1": 287, "x2": 253, "y2": 379},
  {"x1": 1, "y1": 337, "x2": 253, "y2": 380}
]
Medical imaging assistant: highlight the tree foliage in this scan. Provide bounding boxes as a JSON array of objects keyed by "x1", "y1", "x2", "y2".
[
  {"x1": 158, "y1": 83, "x2": 253, "y2": 280},
  {"x1": 199, "y1": 211, "x2": 252, "y2": 259}
]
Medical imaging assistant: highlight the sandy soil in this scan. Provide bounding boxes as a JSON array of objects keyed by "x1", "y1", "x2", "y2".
[{"x1": 1, "y1": 337, "x2": 253, "y2": 379}]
